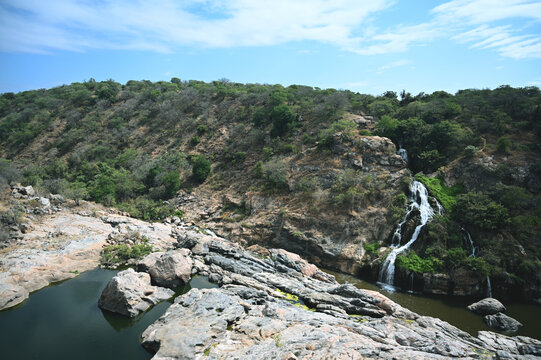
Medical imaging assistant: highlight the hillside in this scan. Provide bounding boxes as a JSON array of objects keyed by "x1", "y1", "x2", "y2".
[{"x1": 1, "y1": 79, "x2": 540, "y2": 301}]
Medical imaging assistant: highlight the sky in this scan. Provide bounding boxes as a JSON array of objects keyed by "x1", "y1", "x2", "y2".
[{"x1": 0, "y1": 0, "x2": 540, "y2": 95}]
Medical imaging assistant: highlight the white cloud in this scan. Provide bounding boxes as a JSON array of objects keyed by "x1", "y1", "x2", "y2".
[
  {"x1": 378, "y1": 59, "x2": 411, "y2": 71},
  {"x1": 0, "y1": 0, "x2": 393, "y2": 53},
  {"x1": 1, "y1": 0, "x2": 540, "y2": 60},
  {"x1": 351, "y1": 0, "x2": 541, "y2": 58},
  {"x1": 432, "y1": 0, "x2": 541, "y2": 24}
]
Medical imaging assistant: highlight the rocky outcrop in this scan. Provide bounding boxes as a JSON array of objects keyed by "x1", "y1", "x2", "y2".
[
  {"x1": 0, "y1": 192, "x2": 181, "y2": 310},
  {"x1": 98, "y1": 268, "x2": 174, "y2": 317},
  {"x1": 175, "y1": 135, "x2": 410, "y2": 278},
  {"x1": 484, "y1": 313, "x2": 523, "y2": 333},
  {"x1": 132, "y1": 232, "x2": 541, "y2": 359},
  {"x1": 137, "y1": 249, "x2": 193, "y2": 287},
  {"x1": 468, "y1": 297, "x2": 507, "y2": 315}
]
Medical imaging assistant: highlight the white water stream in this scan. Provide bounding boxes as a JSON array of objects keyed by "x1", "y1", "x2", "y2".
[
  {"x1": 462, "y1": 228, "x2": 477, "y2": 257},
  {"x1": 378, "y1": 179, "x2": 440, "y2": 290}
]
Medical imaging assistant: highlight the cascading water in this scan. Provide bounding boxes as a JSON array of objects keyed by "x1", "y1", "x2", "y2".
[
  {"x1": 461, "y1": 228, "x2": 492, "y2": 297},
  {"x1": 397, "y1": 147, "x2": 408, "y2": 163},
  {"x1": 461, "y1": 228, "x2": 477, "y2": 257},
  {"x1": 378, "y1": 179, "x2": 440, "y2": 290}
]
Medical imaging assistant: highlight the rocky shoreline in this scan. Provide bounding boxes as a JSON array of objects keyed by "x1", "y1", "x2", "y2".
[
  {"x1": 2, "y1": 187, "x2": 540, "y2": 358},
  {"x1": 0, "y1": 185, "x2": 179, "y2": 310},
  {"x1": 99, "y1": 230, "x2": 540, "y2": 359}
]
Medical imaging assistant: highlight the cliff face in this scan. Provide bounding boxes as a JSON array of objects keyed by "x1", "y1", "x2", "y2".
[{"x1": 175, "y1": 135, "x2": 409, "y2": 275}]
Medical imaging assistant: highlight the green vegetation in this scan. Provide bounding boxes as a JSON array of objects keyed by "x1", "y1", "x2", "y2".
[
  {"x1": 396, "y1": 252, "x2": 443, "y2": 274},
  {"x1": 415, "y1": 174, "x2": 463, "y2": 211},
  {"x1": 192, "y1": 155, "x2": 211, "y2": 183},
  {"x1": 0, "y1": 79, "x2": 540, "y2": 294},
  {"x1": 100, "y1": 238, "x2": 153, "y2": 267}
]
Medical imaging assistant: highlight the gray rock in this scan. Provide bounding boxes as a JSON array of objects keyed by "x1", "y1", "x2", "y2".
[
  {"x1": 98, "y1": 268, "x2": 174, "y2": 317},
  {"x1": 146, "y1": 249, "x2": 194, "y2": 287},
  {"x1": 38, "y1": 197, "x2": 51, "y2": 207},
  {"x1": 484, "y1": 312, "x2": 523, "y2": 333},
  {"x1": 140, "y1": 287, "x2": 500, "y2": 359},
  {"x1": 468, "y1": 297, "x2": 506, "y2": 315}
]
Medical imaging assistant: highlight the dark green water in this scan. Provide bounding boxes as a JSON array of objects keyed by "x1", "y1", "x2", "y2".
[
  {"x1": 0, "y1": 268, "x2": 217, "y2": 360},
  {"x1": 325, "y1": 269, "x2": 541, "y2": 340}
]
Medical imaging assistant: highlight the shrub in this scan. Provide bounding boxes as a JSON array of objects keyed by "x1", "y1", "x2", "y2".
[
  {"x1": 497, "y1": 136, "x2": 511, "y2": 154},
  {"x1": 270, "y1": 104, "x2": 296, "y2": 138},
  {"x1": 100, "y1": 238, "x2": 153, "y2": 267},
  {"x1": 192, "y1": 155, "x2": 211, "y2": 183},
  {"x1": 261, "y1": 159, "x2": 288, "y2": 189},
  {"x1": 453, "y1": 192, "x2": 508, "y2": 231},
  {"x1": 190, "y1": 135, "x2": 200, "y2": 145},
  {"x1": 396, "y1": 252, "x2": 443, "y2": 274},
  {"x1": 196, "y1": 124, "x2": 208, "y2": 134},
  {"x1": 415, "y1": 174, "x2": 463, "y2": 211}
]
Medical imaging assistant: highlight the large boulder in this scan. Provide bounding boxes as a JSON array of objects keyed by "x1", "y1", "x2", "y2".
[
  {"x1": 467, "y1": 297, "x2": 506, "y2": 315},
  {"x1": 141, "y1": 249, "x2": 194, "y2": 287},
  {"x1": 484, "y1": 312, "x2": 523, "y2": 333},
  {"x1": 98, "y1": 268, "x2": 174, "y2": 317}
]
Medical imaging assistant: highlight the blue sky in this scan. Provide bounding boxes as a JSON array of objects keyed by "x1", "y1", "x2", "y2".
[{"x1": 1, "y1": 0, "x2": 540, "y2": 95}]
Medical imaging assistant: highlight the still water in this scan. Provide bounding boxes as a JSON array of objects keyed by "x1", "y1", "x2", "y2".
[
  {"x1": 0, "y1": 268, "x2": 217, "y2": 360},
  {"x1": 325, "y1": 269, "x2": 541, "y2": 340}
]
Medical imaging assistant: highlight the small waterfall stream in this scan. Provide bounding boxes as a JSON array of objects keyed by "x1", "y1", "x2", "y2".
[
  {"x1": 378, "y1": 179, "x2": 440, "y2": 290},
  {"x1": 462, "y1": 228, "x2": 492, "y2": 297},
  {"x1": 462, "y1": 228, "x2": 477, "y2": 257}
]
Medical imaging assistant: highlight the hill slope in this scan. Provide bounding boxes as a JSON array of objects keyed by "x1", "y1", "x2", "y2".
[{"x1": 1, "y1": 79, "x2": 540, "y2": 301}]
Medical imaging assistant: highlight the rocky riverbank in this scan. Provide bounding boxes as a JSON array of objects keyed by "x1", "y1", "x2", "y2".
[
  {"x1": 100, "y1": 229, "x2": 541, "y2": 359},
  {"x1": 0, "y1": 185, "x2": 179, "y2": 310}
]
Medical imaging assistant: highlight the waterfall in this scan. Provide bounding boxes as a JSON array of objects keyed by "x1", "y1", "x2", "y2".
[
  {"x1": 486, "y1": 276, "x2": 492, "y2": 298},
  {"x1": 461, "y1": 228, "x2": 477, "y2": 257},
  {"x1": 378, "y1": 180, "x2": 440, "y2": 290},
  {"x1": 397, "y1": 147, "x2": 408, "y2": 164}
]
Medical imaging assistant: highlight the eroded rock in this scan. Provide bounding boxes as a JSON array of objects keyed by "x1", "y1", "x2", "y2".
[
  {"x1": 144, "y1": 249, "x2": 194, "y2": 287},
  {"x1": 484, "y1": 313, "x2": 523, "y2": 333},
  {"x1": 468, "y1": 297, "x2": 506, "y2": 315},
  {"x1": 98, "y1": 268, "x2": 174, "y2": 317}
]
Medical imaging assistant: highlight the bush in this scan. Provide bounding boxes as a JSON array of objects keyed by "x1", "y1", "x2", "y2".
[
  {"x1": 396, "y1": 252, "x2": 443, "y2": 274},
  {"x1": 100, "y1": 238, "x2": 153, "y2": 267},
  {"x1": 261, "y1": 159, "x2": 288, "y2": 189},
  {"x1": 497, "y1": 136, "x2": 511, "y2": 154},
  {"x1": 192, "y1": 155, "x2": 211, "y2": 183},
  {"x1": 453, "y1": 192, "x2": 508, "y2": 231},
  {"x1": 270, "y1": 104, "x2": 296, "y2": 138},
  {"x1": 415, "y1": 174, "x2": 463, "y2": 211}
]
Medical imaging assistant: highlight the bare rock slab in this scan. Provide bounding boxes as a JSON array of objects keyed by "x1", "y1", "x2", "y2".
[
  {"x1": 138, "y1": 249, "x2": 194, "y2": 287},
  {"x1": 467, "y1": 297, "x2": 506, "y2": 315},
  {"x1": 98, "y1": 268, "x2": 174, "y2": 317}
]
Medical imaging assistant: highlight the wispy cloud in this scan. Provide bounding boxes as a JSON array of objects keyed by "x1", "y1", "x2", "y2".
[
  {"x1": 353, "y1": 0, "x2": 541, "y2": 58},
  {"x1": 378, "y1": 59, "x2": 411, "y2": 71},
  {"x1": 0, "y1": 0, "x2": 393, "y2": 53},
  {"x1": 434, "y1": 0, "x2": 541, "y2": 59},
  {"x1": 1, "y1": 0, "x2": 540, "y2": 60}
]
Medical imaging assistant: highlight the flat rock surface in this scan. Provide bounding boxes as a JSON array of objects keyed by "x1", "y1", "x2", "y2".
[
  {"x1": 0, "y1": 196, "x2": 178, "y2": 310},
  {"x1": 138, "y1": 233, "x2": 541, "y2": 359}
]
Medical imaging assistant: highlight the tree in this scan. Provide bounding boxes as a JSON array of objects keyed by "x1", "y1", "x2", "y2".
[
  {"x1": 270, "y1": 104, "x2": 296, "y2": 138},
  {"x1": 192, "y1": 155, "x2": 211, "y2": 183}
]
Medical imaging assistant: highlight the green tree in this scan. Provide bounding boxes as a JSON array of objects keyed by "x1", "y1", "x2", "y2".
[
  {"x1": 192, "y1": 155, "x2": 211, "y2": 183},
  {"x1": 270, "y1": 104, "x2": 296, "y2": 138}
]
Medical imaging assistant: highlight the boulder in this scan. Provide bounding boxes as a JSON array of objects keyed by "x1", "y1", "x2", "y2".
[
  {"x1": 484, "y1": 312, "x2": 523, "y2": 333},
  {"x1": 144, "y1": 249, "x2": 194, "y2": 287},
  {"x1": 98, "y1": 268, "x2": 174, "y2": 317},
  {"x1": 467, "y1": 297, "x2": 506, "y2": 315}
]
